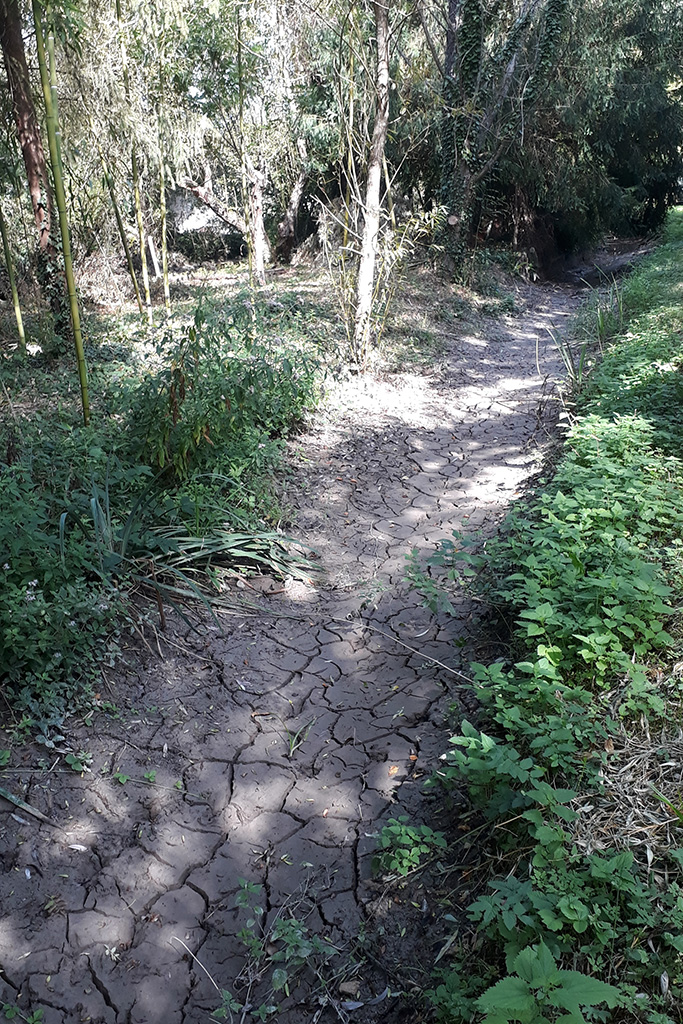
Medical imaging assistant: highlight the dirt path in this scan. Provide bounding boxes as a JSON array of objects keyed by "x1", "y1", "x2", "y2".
[{"x1": 0, "y1": 280, "x2": 580, "y2": 1024}]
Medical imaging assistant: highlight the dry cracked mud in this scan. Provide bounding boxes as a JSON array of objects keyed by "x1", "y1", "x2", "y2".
[{"x1": 0, "y1": 278, "x2": 583, "y2": 1024}]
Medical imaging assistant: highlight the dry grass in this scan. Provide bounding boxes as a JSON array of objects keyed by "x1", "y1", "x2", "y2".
[{"x1": 572, "y1": 671, "x2": 683, "y2": 858}]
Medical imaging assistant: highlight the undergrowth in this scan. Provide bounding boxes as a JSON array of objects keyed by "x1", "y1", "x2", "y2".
[
  {"x1": 0, "y1": 294, "x2": 321, "y2": 732},
  {"x1": 409, "y1": 209, "x2": 683, "y2": 1022}
]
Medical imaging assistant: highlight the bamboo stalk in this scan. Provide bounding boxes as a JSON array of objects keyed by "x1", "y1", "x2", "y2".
[
  {"x1": 382, "y1": 154, "x2": 396, "y2": 231},
  {"x1": 32, "y1": 2, "x2": 89, "y2": 424},
  {"x1": 98, "y1": 146, "x2": 143, "y2": 313},
  {"x1": 343, "y1": 18, "x2": 355, "y2": 251},
  {"x1": 132, "y1": 146, "x2": 152, "y2": 323},
  {"x1": 116, "y1": 0, "x2": 152, "y2": 324},
  {"x1": 158, "y1": 57, "x2": 170, "y2": 312},
  {"x1": 0, "y1": 203, "x2": 26, "y2": 354},
  {"x1": 159, "y1": 147, "x2": 170, "y2": 311},
  {"x1": 236, "y1": 6, "x2": 253, "y2": 292}
]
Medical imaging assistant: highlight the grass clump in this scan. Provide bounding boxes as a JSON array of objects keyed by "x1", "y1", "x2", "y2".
[
  {"x1": 0, "y1": 293, "x2": 321, "y2": 732},
  {"x1": 410, "y1": 208, "x2": 683, "y2": 1022}
]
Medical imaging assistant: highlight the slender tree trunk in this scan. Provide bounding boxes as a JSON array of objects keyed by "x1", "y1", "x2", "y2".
[
  {"x1": 343, "y1": 13, "x2": 356, "y2": 251},
  {"x1": 0, "y1": 0, "x2": 68, "y2": 331},
  {"x1": 116, "y1": 0, "x2": 152, "y2": 324},
  {"x1": 353, "y1": 0, "x2": 390, "y2": 365},
  {"x1": 0, "y1": 203, "x2": 25, "y2": 354},
  {"x1": 132, "y1": 151, "x2": 152, "y2": 322},
  {"x1": 159, "y1": 152, "x2": 170, "y2": 310},
  {"x1": 247, "y1": 163, "x2": 270, "y2": 287},
  {"x1": 98, "y1": 147, "x2": 143, "y2": 312},
  {"x1": 147, "y1": 235, "x2": 161, "y2": 278},
  {"x1": 0, "y1": 0, "x2": 51, "y2": 249},
  {"x1": 33, "y1": 6, "x2": 89, "y2": 423},
  {"x1": 158, "y1": 57, "x2": 170, "y2": 311}
]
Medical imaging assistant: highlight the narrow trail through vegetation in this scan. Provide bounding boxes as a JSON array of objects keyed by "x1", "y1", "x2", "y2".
[{"x1": 0, "y1": 277, "x2": 585, "y2": 1023}]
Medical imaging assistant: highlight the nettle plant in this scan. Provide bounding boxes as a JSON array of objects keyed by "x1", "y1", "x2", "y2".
[{"x1": 476, "y1": 942, "x2": 620, "y2": 1024}]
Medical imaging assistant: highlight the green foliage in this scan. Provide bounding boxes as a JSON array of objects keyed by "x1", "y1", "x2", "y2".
[
  {"x1": 129, "y1": 306, "x2": 319, "y2": 481},
  {"x1": 2, "y1": 1006, "x2": 44, "y2": 1023},
  {"x1": 0, "y1": 462, "x2": 122, "y2": 730},
  {"x1": 0, "y1": 297, "x2": 321, "y2": 727},
  {"x1": 214, "y1": 880, "x2": 339, "y2": 1018},
  {"x1": 373, "y1": 816, "x2": 447, "y2": 877},
  {"x1": 476, "y1": 942, "x2": 619, "y2": 1024},
  {"x1": 416, "y1": 213, "x2": 683, "y2": 1020},
  {"x1": 492, "y1": 0, "x2": 683, "y2": 252}
]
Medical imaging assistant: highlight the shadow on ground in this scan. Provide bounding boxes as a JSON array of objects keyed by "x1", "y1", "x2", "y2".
[{"x1": 0, "y1": 279, "x2": 578, "y2": 1023}]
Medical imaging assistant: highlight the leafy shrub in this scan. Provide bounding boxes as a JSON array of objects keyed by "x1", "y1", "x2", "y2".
[
  {"x1": 414, "y1": 212, "x2": 683, "y2": 1019},
  {"x1": 475, "y1": 942, "x2": 620, "y2": 1024},
  {"x1": 0, "y1": 297, "x2": 323, "y2": 727},
  {"x1": 0, "y1": 463, "x2": 121, "y2": 730},
  {"x1": 129, "y1": 308, "x2": 319, "y2": 480}
]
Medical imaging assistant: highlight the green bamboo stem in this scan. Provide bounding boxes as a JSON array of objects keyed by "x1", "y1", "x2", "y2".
[
  {"x1": 132, "y1": 151, "x2": 153, "y2": 324},
  {"x1": 0, "y1": 203, "x2": 26, "y2": 354},
  {"x1": 32, "y1": 2, "x2": 89, "y2": 424},
  {"x1": 98, "y1": 145, "x2": 143, "y2": 313},
  {"x1": 159, "y1": 153, "x2": 170, "y2": 311},
  {"x1": 157, "y1": 51, "x2": 170, "y2": 312},
  {"x1": 116, "y1": 0, "x2": 152, "y2": 324}
]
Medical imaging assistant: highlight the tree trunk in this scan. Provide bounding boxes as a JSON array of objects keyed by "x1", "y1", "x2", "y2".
[
  {"x1": 98, "y1": 147, "x2": 144, "y2": 313},
  {"x1": 180, "y1": 172, "x2": 270, "y2": 285},
  {"x1": 159, "y1": 156, "x2": 170, "y2": 310},
  {"x1": 247, "y1": 163, "x2": 270, "y2": 287},
  {"x1": 0, "y1": 203, "x2": 25, "y2": 355},
  {"x1": 116, "y1": 0, "x2": 152, "y2": 324},
  {"x1": 179, "y1": 177, "x2": 248, "y2": 236},
  {"x1": 275, "y1": 138, "x2": 307, "y2": 263},
  {"x1": 353, "y1": 0, "x2": 390, "y2": 366},
  {"x1": 0, "y1": 0, "x2": 51, "y2": 250},
  {"x1": 0, "y1": 0, "x2": 68, "y2": 332}
]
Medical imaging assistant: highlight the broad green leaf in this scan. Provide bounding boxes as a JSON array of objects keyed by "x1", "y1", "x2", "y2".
[
  {"x1": 476, "y1": 976, "x2": 534, "y2": 1017},
  {"x1": 551, "y1": 972, "x2": 620, "y2": 1013}
]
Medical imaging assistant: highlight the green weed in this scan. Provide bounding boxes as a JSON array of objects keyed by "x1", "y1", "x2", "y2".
[
  {"x1": 413, "y1": 209, "x2": 683, "y2": 1020},
  {"x1": 211, "y1": 880, "x2": 339, "y2": 1019},
  {"x1": 373, "y1": 816, "x2": 447, "y2": 877},
  {"x1": 0, "y1": 296, "x2": 322, "y2": 727}
]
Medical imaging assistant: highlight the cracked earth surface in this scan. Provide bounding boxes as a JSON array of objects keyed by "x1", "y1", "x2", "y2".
[{"x1": 0, "y1": 279, "x2": 581, "y2": 1023}]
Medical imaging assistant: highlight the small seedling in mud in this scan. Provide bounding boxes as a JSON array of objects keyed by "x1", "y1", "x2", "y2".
[
  {"x1": 373, "y1": 816, "x2": 447, "y2": 877},
  {"x1": 282, "y1": 718, "x2": 315, "y2": 758},
  {"x1": 112, "y1": 771, "x2": 130, "y2": 785},
  {"x1": 0, "y1": 750, "x2": 10, "y2": 767},
  {"x1": 64, "y1": 751, "x2": 92, "y2": 773},
  {"x1": 143, "y1": 770, "x2": 157, "y2": 783},
  {"x1": 174, "y1": 779, "x2": 183, "y2": 790},
  {"x1": 2, "y1": 1005, "x2": 44, "y2": 1023}
]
